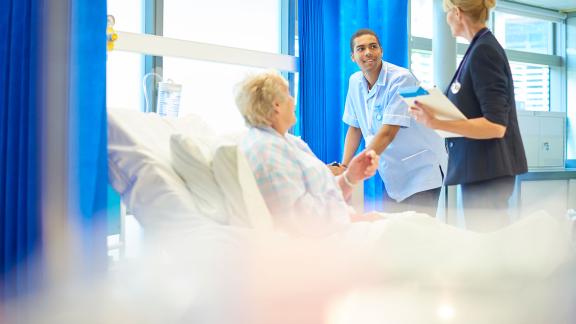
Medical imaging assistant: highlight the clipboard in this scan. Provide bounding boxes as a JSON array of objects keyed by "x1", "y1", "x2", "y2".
[{"x1": 399, "y1": 86, "x2": 466, "y2": 138}]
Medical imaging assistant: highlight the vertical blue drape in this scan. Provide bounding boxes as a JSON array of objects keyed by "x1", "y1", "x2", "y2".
[
  {"x1": 298, "y1": 0, "x2": 329, "y2": 160},
  {"x1": 298, "y1": 0, "x2": 409, "y2": 211},
  {"x1": 68, "y1": 0, "x2": 108, "y2": 274},
  {"x1": 0, "y1": 0, "x2": 108, "y2": 300},
  {"x1": 0, "y1": 0, "x2": 42, "y2": 300}
]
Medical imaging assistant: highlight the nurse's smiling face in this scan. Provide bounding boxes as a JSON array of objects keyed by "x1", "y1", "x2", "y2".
[{"x1": 351, "y1": 34, "x2": 383, "y2": 73}]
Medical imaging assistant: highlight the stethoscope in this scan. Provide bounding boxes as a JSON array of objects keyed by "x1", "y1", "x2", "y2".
[{"x1": 450, "y1": 28, "x2": 491, "y2": 95}]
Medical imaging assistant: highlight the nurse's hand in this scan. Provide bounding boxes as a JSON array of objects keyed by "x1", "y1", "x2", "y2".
[
  {"x1": 346, "y1": 149, "x2": 379, "y2": 184},
  {"x1": 409, "y1": 100, "x2": 437, "y2": 129},
  {"x1": 327, "y1": 163, "x2": 346, "y2": 176}
]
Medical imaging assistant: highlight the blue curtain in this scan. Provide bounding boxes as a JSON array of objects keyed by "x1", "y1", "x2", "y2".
[
  {"x1": 298, "y1": 0, "x2": 409, "y2": 211},
  {"x1": 0, "y1": 0, "x2": 42, "y2": 300},
  {"x1": 68, "y1": 0, "x2": 109, "y2": 275},
  {"x1": 0, "y1": 0, "x2": 108, "y2": 300}
]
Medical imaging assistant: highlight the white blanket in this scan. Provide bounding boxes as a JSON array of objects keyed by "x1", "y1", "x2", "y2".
[{"x1": 337, "y1": 211, "x2": 575, "y2": 286}]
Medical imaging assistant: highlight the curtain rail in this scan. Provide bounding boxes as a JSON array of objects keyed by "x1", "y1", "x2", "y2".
[{"x1": 114, "y1": 31, "x2": 299, "y2": 73}]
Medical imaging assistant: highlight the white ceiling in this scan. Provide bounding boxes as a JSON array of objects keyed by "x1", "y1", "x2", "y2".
[{"x1": 511, "y1": 0, "x2": 576, "y2": 12}]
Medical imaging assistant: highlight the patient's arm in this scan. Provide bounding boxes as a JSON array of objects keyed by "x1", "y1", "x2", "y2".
[
  {"x1": 338, "y1": 150, "x2": 379, "y2": 200},
  {"x1": 246, "y1": 140, "x2": 351, "y2": 236}
]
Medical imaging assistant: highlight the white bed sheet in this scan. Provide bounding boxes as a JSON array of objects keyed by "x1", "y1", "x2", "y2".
[
  {"x1": 107, "y1": 108, "x2": 273, "y2": 233},
  {"x1": 108, "y1": 108, "x2": 216, "y2": 231}
]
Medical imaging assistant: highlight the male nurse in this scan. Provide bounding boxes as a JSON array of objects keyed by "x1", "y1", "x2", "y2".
[{"x1": 339, "y1": 28, "x2": 448, "y2": 216}]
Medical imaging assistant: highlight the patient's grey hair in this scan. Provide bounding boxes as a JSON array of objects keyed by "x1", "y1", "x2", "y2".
[{"x1": 235, "y1": 71, "x2": 289, "y2": 127}]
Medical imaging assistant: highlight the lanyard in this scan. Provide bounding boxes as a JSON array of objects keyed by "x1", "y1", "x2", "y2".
[{"x1": 451, "y1": 28, "x2": 491, "y2": 94}]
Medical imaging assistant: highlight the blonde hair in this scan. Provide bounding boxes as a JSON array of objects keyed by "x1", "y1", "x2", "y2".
[
  {"x1": 234, "y1": 71, "x2": 289, "y2": 128},
  {"x1": 443, "y1": 0, "x2": 496, "y2": 22}
]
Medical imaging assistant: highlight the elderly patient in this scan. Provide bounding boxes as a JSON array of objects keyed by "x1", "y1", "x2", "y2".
[{"x1": 235, "y1": 71, "x2": 380, "y2": 236}]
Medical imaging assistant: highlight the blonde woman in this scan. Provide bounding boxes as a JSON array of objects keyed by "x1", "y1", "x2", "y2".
[
  {"x1": 235, "y1": 71, "x2": 380, "y2": 236},
  {"x1": 410, "y1": 0, "x2": 527, "y2": 232}
]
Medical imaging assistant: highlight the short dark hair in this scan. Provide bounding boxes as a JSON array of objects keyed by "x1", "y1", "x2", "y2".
[{"x1": 350, "y1": 29, "x2": 381, "y2": 52}]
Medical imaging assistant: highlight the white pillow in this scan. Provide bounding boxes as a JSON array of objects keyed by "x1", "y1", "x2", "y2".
[
  {"x1": 170, "y1": 133, "x2": 273, "y2": 230},
  {"x1": 212, "y1": 145, "x2": 273, "y2": 230},
  {"x1": 170, "y1": 134, "x2": 229, "y2": 224},
  {"x1": 107, "y1": 109, "x2": 217, "y2": 230}
]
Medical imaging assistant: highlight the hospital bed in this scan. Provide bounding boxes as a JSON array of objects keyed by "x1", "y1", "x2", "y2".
[{"x1": 106, "y1": 108, "x2": 576, "y2": 324}]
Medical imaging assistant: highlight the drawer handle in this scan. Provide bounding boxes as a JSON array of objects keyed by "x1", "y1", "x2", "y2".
[{"x1": 543, "y1": 142, "x2": 550, "y2": 151}]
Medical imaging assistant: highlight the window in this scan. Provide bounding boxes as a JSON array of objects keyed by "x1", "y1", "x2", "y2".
[
  {"x1": 410, "y1": 0, "x2": 433, "y2": 39},
  {"x1": 163, "y1": 0, "x2": 282, "y2": 54},
  {"x1": 410, "y1": 50, "x2": 433, "y2": 87},
  {"x1": 492, "y1": 11, "x2": 559, "y2": 112},
  {"x1": 492, "y1": 10, "x2": 558, "y2": 112},
  {"x1": 106, "y1": 0, "x2": 144, "y2": 110},
  {"x1": 494, "y1": 12, "x2": 554, "y2": 55},
  {"x1": 161, "y1": 0, "x2": 290, "y2": 133},
  {"x1": 107, "y1": 0, "x2": 296, "y2": 122},
  {"x1": 509, "y1": 62, "x2": 550, "y2": 111}
]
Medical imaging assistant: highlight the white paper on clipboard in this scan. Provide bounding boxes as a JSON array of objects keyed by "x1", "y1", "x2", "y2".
[{"x1": 399, "y1": 86, "x2": 466, "y2": 138}]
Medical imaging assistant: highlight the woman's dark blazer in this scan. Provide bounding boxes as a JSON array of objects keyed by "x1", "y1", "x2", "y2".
[{"x1": 444, "y1": 29, "x2": 528, "y2": 186}]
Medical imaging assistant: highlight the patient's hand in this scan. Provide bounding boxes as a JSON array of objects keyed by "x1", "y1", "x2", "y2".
[{"x1": 346, "y1": 150, "x2": 379, "y2": 183}]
